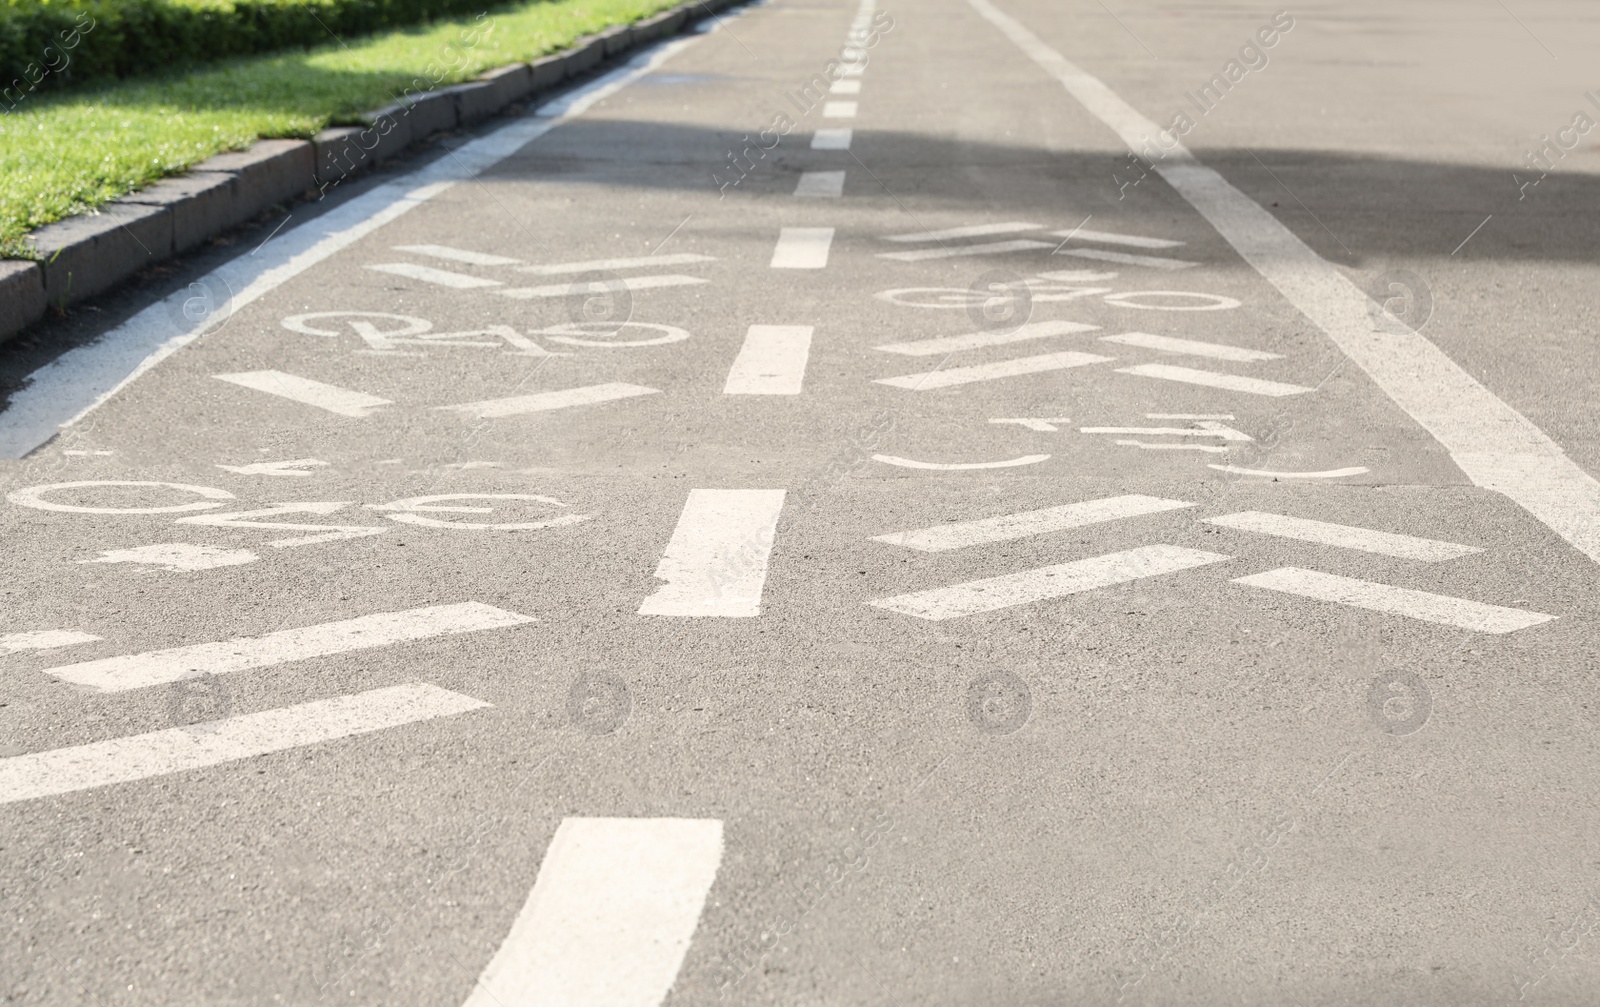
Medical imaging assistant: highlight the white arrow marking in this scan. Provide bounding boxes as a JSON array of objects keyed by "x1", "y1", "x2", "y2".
[
  {"x1": 879, "y1": 239, "x2": 1054, "y2": 262},
  {"x1": 392, "y1": 244, "x2": 521, "y2": 266},
  {"x1": 1050, "y1": 227, "x2": 1184, "y2": 249},
  {"x1": 1, "y1": 630, "x2": 100, "y2": 654},
  {"x1": 885, "y1": 222, "x2": 1042, "y2": 242},
  {"x1": 81, "y1": 543, "x2": 258, "y2": 571},
  {"x1": 214, "y1": 372, "x2": 391, "y2": 418},
  {"x1": 1233, "y1": 568, "x2": 1554, "y2": 634},
  {"x1": 872, "y1": 453, "x2": 1050, "y2": 470},
  {"x1": 875, "y1": 320, "x2": 1097, "y2": 357},
  {"x1": 438, "y1": 383, "x2": 660, "y2": 419},
  {"x1": 1207, "y1": 464, "x2": 1370, "y2": 479},
  {"x1": 216, "y1": 458, "x2": 329, "y2": 477},
  {"x1": 871, "y1": 494, "x2": 1192, "y2": 552},
  {"x1": 1059, "y1": 248, "x2": 1197, "y2": 269},
  {"x1": 1116, "y1": 364, "x2": 1314, "y2": 397},
  {"x1": 990, "y1": 417, "x2": 1072, "y2": 432},
  {"x1": 1204, "y1": 511, "x2": 1483, "y2": 561},
  {"x1": 877, "y1": 351, "x2": 1112, "y2": 390},
  {"x1": 366, "y1": 263, "x2": 503, "y2": 288},
  {"x1": 1100, "y1": 332, "x2": 1282, "y2": 362},
  {"x1": 1081, "y1": 423, "x2": 1252, "y2": 442}
]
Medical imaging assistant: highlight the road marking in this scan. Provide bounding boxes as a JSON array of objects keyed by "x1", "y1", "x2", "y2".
[
  {"x1": 839, "y1": 62, "x2": 865, "y2": 77},
  {"x1": 970, "y1": 0, "x2": 1600, "y2": 567},
  {"x1": 875, "y1": 320, "x2": 1097, "y2": 356},
  {"x1": 1052, "y1": 228, "x2": 1184, "y2": 249},
  {"x1": 216, "y1": 458, "x2": 330, "y2": 477},
  {"x1": 1233, "y1": 567, "x2": 1554, "y2": 634},
  {"x1": 770, "y1": 228, "x2": 835, "y2": 269},
  {"x1": 1, "y1": 630, "x2": 99, "y2": 654},
  {"x1": 724, "y1": 325, "x2": 814, "y2": 395},
  {"x1": 885, "y1": 222, "x2": 1042, "y2": 242},
  {"x1": 639, "y1": 489, "x2": 786, "y2": 618},
  {"x1": 872, "y1": 494, "x2": 1192, "y2": 552},
  {"x1": 1059, "y1": 248, "x2": 1197, "y2": 270},
  {"x1": 1081, "y1": 424, "x2": 1251, "y2": 441},
  {"x1": 1148, "y1": 412, "x2": 1235, "y2": 420},
  {"x1": 496, "y1": 275, "x2": 707, "y2": 299},
  {"x1": 876, "y1": 350, "x2": 1112, "y2": 390},
  {"x1": 43, "y1": 602, "x2": 532, "y2": 693},
  {"x1": 365, "y1": 262, "x2": 504, "y2": 289},
  {"x1": 1116, "y1": 363, "x2": 1314, "y2": 397},
  {"x1": 392, "y1": 244, "x2": 521, "y2": 266},
  {"x1": 795, "y1": 170, "x2": 846, "y2": 198},
  {"x1": 1207, "y1": 464, "x2": 1370, "y2": 479},
  {"x1": 1204, "y1": 511, "x2": 1483, "y2": 562},
  {"x1": 517, "y1": 253, "x2": 715, "y2": 275},
  {"x1": 823, "y1": 100, "x2": 858, "y2": 118},
  {"x1": 439, "y1": 382, "x2": 660, "y2": 419},
  {"x1": 0, "y1": 684, "x2": 488, "y2": 806},
  {"x1": 82, "y1": 543, "x2": 258, "y2": 571},
  {"x1": 213, "y1": 371, "x2": 392, "y2": 418},
  {"x1": 811, "y1": 128, "x2": 853, "y2": 150},
  {"x1": 990, "y1": 417, "x2": 1072, "y2": 432},
  {"x1": 830, "y1": 79, "x2": 862, "y2": 94},
  {"x1": 461, "y1": 818, "x2": 721, "y2": 1007},
  {"x1": 879, "y1": 239, "x2": 1054, "y2": 262},
  {"x1": 1100, "y1": 332, "x2": 1280, "y2": 362},
  {"x1": 1118, "y1": 440, "x2": 1228, "y2": 452},
  {"x1": 873, "y1": 453, "x2": 1050, "y2": 470},
  {"x1": 868, "y1": 544, "x2": 1231, "y2": 620}
]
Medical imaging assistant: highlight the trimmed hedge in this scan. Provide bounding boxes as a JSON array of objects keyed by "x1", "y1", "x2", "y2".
[{"x1": 0, "y1": 0, "x2": 504, "y2": 95}]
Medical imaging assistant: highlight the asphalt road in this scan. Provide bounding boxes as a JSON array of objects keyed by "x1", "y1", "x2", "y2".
[{"x1": 3, "y1": 1, "x2": 1600, "y2": 1004}]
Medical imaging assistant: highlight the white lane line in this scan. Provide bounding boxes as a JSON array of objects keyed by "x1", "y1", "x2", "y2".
[
  {"x1": 366, "y1": 262, "x2": 504, "y2": 288},
  {"x1": 876, "y1": 351, "x2": 1112, "y2": 390},
  {"x1": 462, "y1": 818, "x2": 721, "y2": 1007},
  {"x1": 1208, "y1": 464, "x2": 1370, "y2": 479},
  {"x1": 872, "y1": 494, "x2": 1192, "y2": 552},
  {"x1": 970, "y1": 0, "x2": 1600, "y2": 567},
  {"x1": 0, "y1": 684, "x2": 488, "y2": 806},
  {"x1": 1204, "y1": 511, "x2": 1483, "y2": 562},
  {"x1": 875, "y1": 320, "x2": 1097, "y2": 357},
  {"x1": 724, "y1": 326, "x2": 814, "y2": 395},
  {"x1": 1116, "y1": 363, "x2": 1314, "y2": 397},
  {"x1": 879, "y1": 239, "x2": 1054, "y2": 262},
  {"x1": 0, "y1": 35, "x2": 707, "y2": 460},
  {"x1": 830, "y1": 79, "x2": 862, "y2": 94},
  {"x1": 1081, "y1": 424, "x2": 1251, "y2": 441},
  {"x1": 885, "y1": 222, "x2": 1042, "y2": 242},
  {"x1": 2, "y1": 630, "x2": 100, "y2": 653},
  {"x1": 639, "y1": 489, "x2": 786, "y2": 618},
  {"x1": 1117, "y1": 440, "x2": 1228, "y2": 452},
  {"x1": 497, "y1": 275, "x2": 707, "y2": 299},
  {"x1": 1058, "y1": 248, "x2": 1197, "y2": 270},
  {"x1": 1101, "y1": 332, "x2": 1281, "y2": 362},
  {"x1": 83, "y1": 543, "x2": 258, "y2": 571},
  {"x1": 794, "y1": 170, "x2": 846, "y2": 198},
  {"x1": 1233, "y1": 567, "x2": 1555, "y2": 634},
  {"x1": 770, "y1": 228, "x2": 835, "y2": 269},
  {"x1": 1052, "y1": 228, "x2": 1185, "y2": 249},
  {"x1": 873, "y1": 453, "x2": 1050, "y2": 470},
  {"x1": 1148, "y1": 412, "x2": 1235, "y2": 420},
  {"x1": 868, "y1": 544, "x2": 1231, "y2": 620},
  {"x1": 990, "y1": 417, "x2": 1071, "y2": 431},
  {"x1": 811, "y1": 128, "x2": 853, "y2": 150},
  {"x1": 439, "y1": 382, "x2": 660, "y2": 419},
  {"x1": 823, "y1": 100, "x2": 859, "y2": 118},
  {"x1": 43, "y1": 602, "x2": 532, "y2": 693},
  {"x1": 214, "y1": 371, "x2": 392, "y2": 418},
  {"x1": 517, "y1": 253, "x2": 715, "y2": 275},
  {"x1": 392, "y1": 244, "x2": 521, "y2": 266}
]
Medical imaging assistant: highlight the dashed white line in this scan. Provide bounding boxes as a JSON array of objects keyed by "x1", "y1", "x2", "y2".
[
  {"x1": 1233, "y1": 567, "x2": 1554, "y2": 633},
  {"x1": 795, "y1": 170, "x2": 847, "y2": 198},
  {"x1": 213, "y1": 371, "x2": 393, "y2": 418},
  {"x1": 724, "y1": 325, "x2": 814, "y2": 395},
  {"x1": 876, "y1": 350, "x2": 1112, "y2": 390},
  {"x1": 770, "y1": 228, "x2": 835, "y2": 269},
  {"x1": 392, "y1": 244, "x2": 521, "y2": 266},
  {"x1": 811, "y1": 128, "x2": 854, "y2": 150},
  {"x1": 1204, "y1": 511, "x2": 1483, "y2": 562},
  {"x1": 1100, "y1": 332, "x2": 1282, "y2": 362},
  {"x1": 875, "y1": 320, "x2": 1097, "y2": 356},
  {"x1": 639, "y1": 489, "x2": 787, "y2": 618},
  {"x1": 439, "y1": 382, "x2": 661, "y2": 419},
  {"x1": 871, "y1": 494, "x2": 1192, "y2": 552},
  {"x1": 517, "y1": 253, "x2": 715, "y2": 275},
  {"x1": 830, "y1": 79, "x2": 862, "y2": 94},
  {"x1": 1, "y1": 630, "x2": 100, "y2": 654},
  {"x1": 879, "y1": 239, "x2": 1056, "y2": 262},
  {"x1": 1116, "y1": 363, "x2": 1314, "y2": 397},
  {"x1": 823, "y1": 100, "x2": 859, "y2": 118},
  {"x1": 365, "y1": 263, "x2": 504, "y2": 288},
  {"x1": 885, "y1": 222, "x2": 1042, "y2": 242}
]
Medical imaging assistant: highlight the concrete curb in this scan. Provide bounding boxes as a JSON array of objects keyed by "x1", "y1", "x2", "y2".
[{"x1": 1, "y1": 0, "x2": 745, "y2": 345}]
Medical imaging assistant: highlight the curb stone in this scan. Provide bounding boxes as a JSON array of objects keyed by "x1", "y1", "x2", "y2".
[
  {"x1": 0, "y1": 261, "x2": 45, "y2": 340},
  {"x1": 29, "y1": 203, "x2": 172, "y2": 308}
]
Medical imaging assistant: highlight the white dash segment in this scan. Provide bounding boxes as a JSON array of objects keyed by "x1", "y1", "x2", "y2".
[
  {"x1": 1081, "y1": 424, "x2": 1251, "y2": 441},
  {"x1": 0, "y1": 684, "x2": 488, "y2": 805},
  {"x1": 872, "y1": 494, "x2": 1192, "y2": 552},
  {"x1": 496, "y1": 275, "x2": 707, "y2": 299},
  {"x1": 770, "y1": 228, "x2": 835, "y2": 269},
  {"x1": 439, "y1": 382, "x2": 660, "y2": 419},
  {"x1": 1, "y1": 630, "x2": 100, "y2": 654},
  {"x1": 876, "y1": 351, "x2": 1112, "y2": 390},
  {"x1": 213, "y1": 371, "x2": 392, "y2": 418},
  {"x1": 1204, "y1": 511, "x2": 1483, "y2": 562},
  {"x1": 872, "y1": 453, "x2": 1050, "y2": 470},
  {"x1": 724, "y1": 326, "x2": 814, "y2": 395},
  {"x1": 885, "y1": 222, "x2": 1042, "y2": 243},
  {"x1": 1233, "y1": 567, "x2": 1554, "y2": 633},
  {"x1": 811, "y1": 128, "x2": 853, "y2": 150},
  {"x1": 879, "y1": 239, "x2": 1053, "y2": 262},
  {"x1": 1101, "y1": 332, "x2": 1281, "y2": 362},
  {"x1": 875, "y1": 320, "x2": 1097, "y2": 357},
  {"x1": 1116, "y1": 363, "x2": 1314, "y2": 397},
  {"x1": 830, "y1": 79, "x2": 861, "y2": 94},
  {"x1": 823, "y1": 100, "x2": 858, "y2": 118},
  {"x1": 869, "y1": 544, "x2": 1231, "y2": 620},
  {"x1": 794, "y1": 170, "x2": 846, "y2": 198},
  {"x1": 1052, "y1": 228, "x2": 1184, "y2": 249},
  {"x1": 1058, "y1": 248, "x2": 1197, "y2": 270},
  {"x1": 517, "y1": 253, "x2": 714, "y2": 276},
  {"x1": 393, "y1": 245, "x2": 521, "y2": 266},
  {"x1": 1147, "y1": 413, "x2": 1235, "y2": 420},
  {"x1": 1117, "y1": 440, "x2": 1228, "y2": 452},
  {"x1": 461, "y1": 818, "x2": 722, "y2": 1007},
  {"x1": 365, "y1": 262, "x2": 503, "y2": 288},
  {"x1": 639, "y1": 489, "x2": 786, "y2": 618},
  {"x1": 43, "y1": 602, "x2": 533, "y2": 693}
]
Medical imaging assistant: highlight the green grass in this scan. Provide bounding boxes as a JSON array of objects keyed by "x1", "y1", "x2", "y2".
[{"x1": 0, "y1": 0, "x2": 681, "y2": 258}]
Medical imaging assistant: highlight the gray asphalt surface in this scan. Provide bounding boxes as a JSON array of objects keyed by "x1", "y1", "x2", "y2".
[{"x1": 3, "y1": 1, "x2": 1600, "y2": 1004}]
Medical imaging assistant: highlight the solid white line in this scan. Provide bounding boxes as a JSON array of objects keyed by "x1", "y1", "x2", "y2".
[
  {"x1": 1102, "y1": 332, "x2": 1280, "y2": 362},
  {"x1": 1116, "y1": 363, "x2": 1313, "y2": 397},
  {"x1": 1081, "y1": 425, "x2": 1250, "y2": 441},
  {"x1": 214, "y1": 371, "x2": 392, "y2": 418},
  {"x1": 1, "y1": 630, "x2": 100, "y2": 653},
  {"x1": 461, "y1": 818, "x2": 722, "y2": 1007},
  {"x1": 1059, "y1": 248, "x2": 1196, "y2": 270},
  {"x1": 823, "y1": 100, "x2": 858, "y2": 118},
  {"x1": 1053, "y1": 228, "x2": 1184, "y2": 249},
  {"x1": 0, "y1": 36, "x2": 707, "y2": 459},
  {"x1": 885, "y1": 222, "x2": 1042, "y2": 243},
  {"x1": 795, "y1": 170, "x2": 846, "y2": 198},
  {"x1": 872, "y1": 494, "x2": 1192, "y2": 552},
  {"x1": 365, "y1": 262, "x2": 503, "y2": 288},
  {"x1": 830, "y1": 79, "x2": 862, "y2": 94},
  {"x1": 43, "y1": 602, "x2": 532, "y2": 692},
  {"x1": 1204, "y1": 511, "x2": 1483, "y2": 561},
  {"x1": 770, "y1": 228, "x2": 835, "y2": 269},
  {"x1": 868, "y1": 544, "x2": 1230, "y2": 620},
  {"x1": 439, "y1": 382, "x2": 660, "y2": 419},
  {"x1": 393, "y1": 244, "x2": 521, "y2": 266},
  {"x1": 879, "y1": 239, "x2": 1054, "y2": 262},
  {"x1": 1117, "y1": 440, "x2": 1228, "y2": 452},
  {"x1": 723, "y1": 325, "x2": 814, "y2": 395},
  {"x1": 517, "y1": 253, "x2": 714, "y2": 275},
  {"x1": 496, "y1": 274, "x2": 707, "y2": 299},
  {"x1": 1233, "y1": 567, "x2": 1554, "y2": 634},
  {"x1": 876, "y1": 351, "x2": 1112, "y2": 390},
  {"x1": 1207, "y1": 464, "x2": 1370, "y2": 479},
  {"x1": 873, "y1": 453, "x2": 1050, "y2": 470},
  {"x1": 968, "y1": 0, "x2": 1600, "y2": 567},
  {"x1": 875, "y1": 320, "x2": 1097, "y2": 356},
  {"x1": 0, "y1": 684, "x2": 488, "y2": 805},
  {"x1": 639, "y1": 489, "x2": 786, "y2": 618},
  {"x1": 811, "y1": 128, "x2": 853, "y2": 150}
]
